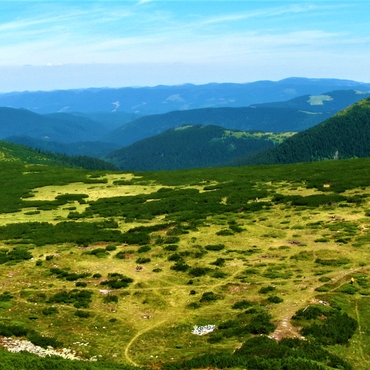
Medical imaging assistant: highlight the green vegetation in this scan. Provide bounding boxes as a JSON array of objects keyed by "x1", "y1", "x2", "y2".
[{"x1": 1, "y1": 153, "x2": 370, "y2": 369}]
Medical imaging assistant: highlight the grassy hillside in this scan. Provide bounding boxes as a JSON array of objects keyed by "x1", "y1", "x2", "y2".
[
  {"x1": 0, "y1": 157, "x2": 370, "y2": 369},
  {"x1": 103, "y1": 125, "x2": 294, "y2": 171},
  {"x1": 240, "y1": 97, "x2": 370, "y2": 165}
]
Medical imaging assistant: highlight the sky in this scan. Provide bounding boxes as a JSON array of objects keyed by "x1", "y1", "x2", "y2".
[{"x1": 0, "y1": 0, "x2": 369, "y2": 92}]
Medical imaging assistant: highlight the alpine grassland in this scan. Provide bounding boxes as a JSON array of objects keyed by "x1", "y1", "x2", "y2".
[{"x1": 1, "y1": 157, "x2": 370, "y2": 369}]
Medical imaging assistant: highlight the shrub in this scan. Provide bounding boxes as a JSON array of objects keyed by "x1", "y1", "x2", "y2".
[
  {"x1": 115, "y1": 251, "x2": 126, "y2": 259},
  {"x1": 75, "y1": 282, "x2": 87, "y2": 287},
  {"x1": 42, "y1": 307, "x2": 59, "y2": 316},
  {"x1": 74, "y1": 310, "x2": 91, "y2": 318},
  {"x1": 258, "y1": 286, "x2": 276, "y2": 294},
  {"x1": 138, "y1": 245, "x2": 151, "y2": 253},
  {"x1": 103, "y1": 295, "x2": 119, "y2": 304},
  {"x1": 267, "y1": 295, "x2": 284, "y2": 303},
  {"x1": 205, "y1": 244, "x2": 225, "y2": 251},
  {"x1": 232, "y1": 300, "x2": 253, "y2": 310},
  {"x1": 245, "y1": 313, "x2": 275, "y2": 334},
  {"x1": 189, "y1": 267, "x2": 211, "y2": 277},
  {"x1": 171, "y1": 261, "x2": 190, "y2": 272},
  {"x1": 136, "y1": 257, "x2": 151, "y2": 264},
  {"x1": 163, "y1": 244, "x2": 178, "y2": 251},
  {"x1": 187, "y1": 302, "x2": 201, "y2": 309},
  {"x1": 200, "y1": 291, "x2": 218, "y2": 302},
  {"x1": 216, "y1": 229, "x2": 234, "y2": 236},
  {"x1": 105, "y1": 245, "x2": 117, "y2": 251}
]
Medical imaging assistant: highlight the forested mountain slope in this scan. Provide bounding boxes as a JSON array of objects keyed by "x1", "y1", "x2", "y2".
[
  {"x1": 240, "y1": 97, "x2": 370, "y2": 165},
  {"x1": 0, "y1": 140, "x2": 117, "y2": 170},
  {"x1": 103, "y1": 107, "x2": 326, "y2": 147},
  {"x1": 104, "y1": 125, "x2": 292, "y2": 170}
]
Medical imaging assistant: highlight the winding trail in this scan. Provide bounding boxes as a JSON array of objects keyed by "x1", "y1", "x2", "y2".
[{"x1": 124, "y1": 319, "x2": 167, "y2": 366}]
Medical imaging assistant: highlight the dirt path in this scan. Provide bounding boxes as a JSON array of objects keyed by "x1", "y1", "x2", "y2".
[{"x1": 124, "y1": 319, "x2": 167, "y2": 366}]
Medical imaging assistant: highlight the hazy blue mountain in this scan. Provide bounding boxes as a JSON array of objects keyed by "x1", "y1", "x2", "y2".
[
  {"x1": 0, "y1": 107, "x2": 109, "y2": 143},
  {"x1": 5, "y1": 135, "x2": 119, "y2": 158},
  {"x1": 103, "y1": 89, "x2": 370, "y2": 148},
  {"x1": 0, "y1": 78, "x2": 369, "y2": 115},
  {"x1": 254, "y1": 89, "x2": 370, "y2": 112}
]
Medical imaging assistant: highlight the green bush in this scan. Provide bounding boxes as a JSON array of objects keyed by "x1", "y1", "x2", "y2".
[
  {"x1": 74, "y1": 310, "x2": 91, "y2": 318},
  {"x1": 205, "y1": 244, "x2": 225, "y2": 251},
  {"x1": 136, "y1": 257, "x2": 151, "y2": 264},
  {"x1": 267, "y1": 295, "x2": 284, "y2": 303},
  {"x1": 103, "y1": 295, "x2": 119, "y2": 304},
  {"x1": 232, "y1": 300, "x2": 253, "y2": 310}
]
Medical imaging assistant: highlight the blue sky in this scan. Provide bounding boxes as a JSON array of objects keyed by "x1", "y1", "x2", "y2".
[{"x1": 0, "y1": 0, "x2": 369, "y2": 91}]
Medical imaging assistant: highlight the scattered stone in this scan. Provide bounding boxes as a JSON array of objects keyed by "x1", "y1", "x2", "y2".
[{"x1": 192, "y1": 325, "x2": 215, "y2": 335}]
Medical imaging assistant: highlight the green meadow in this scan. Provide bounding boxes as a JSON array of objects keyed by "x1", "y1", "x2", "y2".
[{"x1": 0, "y1": 158, "x2": 370, "y2": 369}]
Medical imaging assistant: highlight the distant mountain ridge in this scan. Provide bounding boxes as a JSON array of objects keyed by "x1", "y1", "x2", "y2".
[
  {"x1": 103, "y1": 89, "x2": 370, "y2": 147},
  {"x1": 1, "y1": 77, "x2": 369, "y2": 115}
]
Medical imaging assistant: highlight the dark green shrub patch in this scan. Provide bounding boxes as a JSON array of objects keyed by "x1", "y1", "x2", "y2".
[
  {"x1": 0, "y1": 247, "x2": 32, "y2": 264},
  {"x1": 163, "y1": 244, "x2": 179, "y2": 251},
  {"x1": 301, "y1": 311, "x2": 357, "y2": 345},
  {"x1": 211, "y1": 270, "x2": 227, "y2": 278},
  {"x1": 168, "y1": 253, "x2": 183, "y2": 262},
  {"x1": 49, "y1": 267, "x2": 91, "y2": 281},
  {"x1": 0, "y1": 291, "x2": 13, "y2": 302},
  {"x1": 171, "y1": 261, "x2": 190, "y2": 272},
  {"x1": 216, "y1": 229, "x2": 234, "y2": 236},
  {"x1": 42, "y1": 307, "x2": 59, "y2": 316},
  {"x1": 188, "y1": 267, "x2": 211, "y2": 277},
  {"x1": 137, "y1": 245, "x2": 151, "y2": 253},
  {"x1": 48, "y1": 289, "x2": 93, "y2": 308},
  {"x1": 0, "y1": 322, "x2": 62, "y2": 349},
  {"x1": 200, "y1": 291, "x2": 218, "y2": 302},
  {"x1": 205, "y1": 244, "x2": 225, "y2": 251},
  {"x1": 115, "y1": 251, "x2": 126, "y2": 259},
  {"x1": 100, "y1": 274, "x2": 134, "y2": 289},
  {"x1": 210, "y1": 258, "x2": 225, "y2": 267},
  {"x1": 315, "y1": 258, "x2": 350, "y2": 266},
  {"x1": 258, "y1": 285, "x2": 276, "y2": 294},
  {"x1": 103, "y1": 295, "x2": 119, "y2": 304},
  {"x1": 232, "y1": 300, "x2": 253, "y2": 310},
  {"x1": 267, "y1": 295, "x2": 284, "y2": 303},
  {"x1": 245, "y1": 313, "x2": 276, "y2": 334},
  {"x1": 136, "y1": 257, "x2": 151, "y2": 264},
  {"x1": 338, "y1": 283, "x2": 360, "y2": 295},
  {"x1": 75, "y1": 282, "x2": 87, "y2": 287},
  {"x1": 0, "y1": 221, "x2": 124, "y2": 246},
  {"x1": 83, "y1": 248, "x2": 109, "y2": 258},
  {"x1": 74, "y1": 310, "x2": 91, "y2": 318},
  {"x1": 105, "y1": 245, "x2": 117, "y2": 251}
]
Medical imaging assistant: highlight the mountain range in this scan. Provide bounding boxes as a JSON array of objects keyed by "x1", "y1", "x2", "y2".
[
  {"x1": 1, "y1": 77, "x2": 370, "y2": 170},
  {"x1": 1, "y1": 77, "x2": 369, "y2": 115}
]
